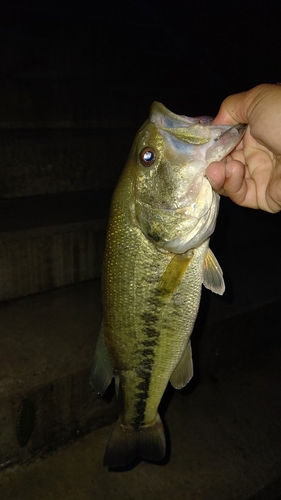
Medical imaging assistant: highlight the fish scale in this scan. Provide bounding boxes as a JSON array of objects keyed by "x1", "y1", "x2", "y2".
[{"x1": 91, "y1": 102, "x2": 246, "y2": 468}]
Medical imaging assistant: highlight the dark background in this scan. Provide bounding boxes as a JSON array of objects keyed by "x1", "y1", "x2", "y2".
[
  {"x1": 1, "y1": 0, "x2": 281, "y2": 319},
  {"x1": 1, "y1": 0, "x2": 281, "y2": 474},
  {"x1": 1, "y1": 0, "x2": 281, "y2": 119}
]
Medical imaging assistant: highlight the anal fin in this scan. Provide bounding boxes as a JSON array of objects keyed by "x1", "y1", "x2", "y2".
[{"x1": 170, "y1": 340, "x2": 193, "y2": 389}]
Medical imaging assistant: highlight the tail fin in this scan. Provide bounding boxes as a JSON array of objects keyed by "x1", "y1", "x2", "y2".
[{"x1": 104, "y1": 414, "x2": 166, "y2": 467}]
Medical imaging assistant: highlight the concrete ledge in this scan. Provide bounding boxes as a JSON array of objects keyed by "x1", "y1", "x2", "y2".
[
  {"x1": 0, "y1": 280, "x2": 118, "y2": 469},
  {"x1": 1, "y1": 279, "x2": 281, "y2": 470}
]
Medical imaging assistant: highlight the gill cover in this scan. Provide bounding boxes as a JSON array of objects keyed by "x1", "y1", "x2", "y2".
[{"x1": 134, "y1": 102, "x2": 246, "y2": 253}]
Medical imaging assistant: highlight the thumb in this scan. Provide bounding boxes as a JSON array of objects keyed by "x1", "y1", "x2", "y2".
[{"x1": 212, "y1": 90, "x2": 251, "y2": 125}]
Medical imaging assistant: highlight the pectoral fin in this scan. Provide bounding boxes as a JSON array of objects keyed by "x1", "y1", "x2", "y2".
[
  {"x1": 158, "y1": 253, "x2": 192, "y2": 298},
  {"x1": 203, "y1": 248, "x2": 225, "y2": 295},
  {"x1": 170, "y1": 340, "x2": 193, "y2": 389},
  {"x1": 90, "y1": 324, "x2": 113, "y2": 396}
]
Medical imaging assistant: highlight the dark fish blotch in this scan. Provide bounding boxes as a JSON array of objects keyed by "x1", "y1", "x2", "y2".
[
  {"x1": 137, "y1": 379, "x2": 150, "y2": 392},
  {"x1": 133, "y1": 294, "x2": 162, "y2": 428},
  {"x1": 142, "y1": 339, "x2": 158, "y2": 347},
  {"x1": 136, "y1": 361, "x2": 154, "y2": 375},
  {"x1": 141, "y1": 348, "x2": 154, "y2": 357},
  {"x1": 141, "y1": 357, "x2": 154, "y2": 370},
  {"x1": 140, "y1": 312, "x2": 158, "y2": 324},
  {"x1": 134, "y1": 373, "x2": 151, "y2": 428},
  {"x1": 142, "y1": 326, "x2": 159, "y2": 339},
  {"x1": 148, "y1": 295, "x2": 163, "y2": 310}
]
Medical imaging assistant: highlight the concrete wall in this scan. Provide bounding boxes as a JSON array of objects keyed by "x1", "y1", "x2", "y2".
[{"x1": 0, "y1": 221, "x2": 106, "y2": 301}]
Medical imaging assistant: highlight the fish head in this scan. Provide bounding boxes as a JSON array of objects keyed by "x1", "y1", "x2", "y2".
[{"x1": 131, "y1": 102, "x2": 246, "y2": 253}]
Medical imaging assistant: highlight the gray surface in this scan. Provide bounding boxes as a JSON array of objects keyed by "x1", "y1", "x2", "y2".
[
  {"x1": 1, "y1": 346, "x2": 281, "y2": 500},
  {"x1": 0, "y1": 4, "x2": 281, "y2": 497},
  {"x1": 0, "y1": 281, "x2": 118, "y2": 468},
  {"x1": 1, "y1": 277, "x2": 281, "y2": 470},
  {"x1": 0, "y1": 221, "x2": 106, "y2": 300}
]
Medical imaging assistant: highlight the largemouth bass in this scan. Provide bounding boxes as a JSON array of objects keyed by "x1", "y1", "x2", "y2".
[{"x1": 91, "y1": 102, "x2": 245, "y2": 468}]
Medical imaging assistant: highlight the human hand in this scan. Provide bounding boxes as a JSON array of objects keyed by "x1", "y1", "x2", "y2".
[{"x1": 206, "y1": 84, "x2": 281, "y2": 212}]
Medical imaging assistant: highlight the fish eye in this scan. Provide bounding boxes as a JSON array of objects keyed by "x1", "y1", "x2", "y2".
[{"x1": 139, "y1": 147, "x2": 156, "y2": 167}]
